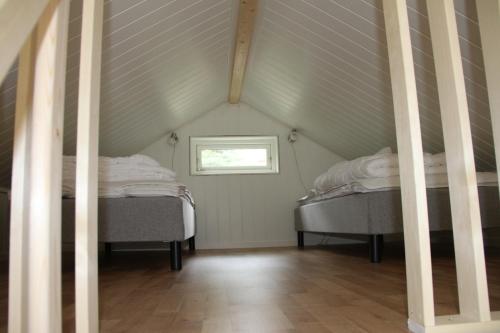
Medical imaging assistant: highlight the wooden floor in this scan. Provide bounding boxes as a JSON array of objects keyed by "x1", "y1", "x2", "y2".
[{"x1": 0, "y1": 244, "x2": 499, "y2": 332}]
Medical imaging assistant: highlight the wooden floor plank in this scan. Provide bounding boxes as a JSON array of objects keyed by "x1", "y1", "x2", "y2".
[{"x1": 0, "y1": 244, "x2": 499, "y2": 332}]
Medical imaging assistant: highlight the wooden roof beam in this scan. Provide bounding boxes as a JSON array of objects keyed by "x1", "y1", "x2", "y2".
[{"x1": 228, "y1": 0, "x2": 258, "y2": 104}]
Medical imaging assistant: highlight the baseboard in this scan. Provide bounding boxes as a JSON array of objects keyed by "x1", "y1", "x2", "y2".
[
  {"x1": 196, "y1": 240, "x2": 296, "y2": 250},
  {"x1": 304, "y1": 233, "x2": 364, "y2": 246},
  {"x1": 55, "y1": 240, "x2": 296, "y2": 253}
]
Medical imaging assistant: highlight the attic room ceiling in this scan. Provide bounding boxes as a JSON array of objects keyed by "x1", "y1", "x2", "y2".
[
  {"x1": 0, "y1": 0, "x2": 496, "y2": 186},
  {"x1": 242, "y1": 0, "x2": 494, "y2": 170},
  {"x1": 0, "y1": 0, "x2": 239, "y2": 185}
]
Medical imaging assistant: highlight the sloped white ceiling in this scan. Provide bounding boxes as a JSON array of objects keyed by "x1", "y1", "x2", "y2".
[
  {"x1": 242, "y1": 0, "x2": 495, "y2": 170},
  {"x1": 0, "y1": 0, "x2": 496, "y2": 186},
  {"x1": 0, "y1": 0, "x2": 238, "y2": 185}
]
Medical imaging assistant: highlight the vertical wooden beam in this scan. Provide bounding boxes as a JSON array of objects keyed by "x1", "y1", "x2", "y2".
[
  {"x1": 382, "y1": 0, "x2": 435, "y2": 328},
  {"x1": 228, "y1": 0, "x2": 258, "y2": 104},
  {"x1": 426, "y1": 0, "x2": 490, "y2": 322},
  {"x1": 75, "y1": 0, "x2": 103, "y2": 332},
  {"x1": 26, "y1": 0, "x2": 70, "y2": 332},
  {"x1": 477, "y1": 0, "x2": 500, "y2": 196},
  {"x1": 0, "y1": 0, "x2": 51, "y2": 83},
  {"x1": 8, "y1": 34, "x2": 37, "y2": 333}
]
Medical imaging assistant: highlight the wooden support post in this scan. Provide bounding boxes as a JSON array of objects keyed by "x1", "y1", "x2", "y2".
[
  {"x1": 74, "y1": 0, "x2": 103, "y2": 332},
  {"x1": 382, "y1": 0, "x2": 435, "y2": 328},
  {"x1": 426, "y1": 0, "x2": 490, "y2": 323},
  {"x1": 228, "y1": 0, "x2": 258, "y2": 104},
  {"x1": 9, "y1": 1, "x2": 70, "y2": 332},
  {"x1": 0, "y1": 0, "x2": 51, "y2": 83},
  {"x1": 8, "y1": 34, "x2": 37, "y2": 333},
  {"x1": 477, "y1": 0, "x2": 500, "y2": 197}
]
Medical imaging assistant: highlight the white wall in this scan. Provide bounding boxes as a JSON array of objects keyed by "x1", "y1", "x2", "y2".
[{"x1": 140, "y1": 103, "x2": 345, "y2": 249}]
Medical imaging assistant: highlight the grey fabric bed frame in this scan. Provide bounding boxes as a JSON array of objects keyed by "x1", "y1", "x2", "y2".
[
  {"x1": 295, "y1": 187, "x2": 500, "y2": 262},
  {"x1": 62, "y1": 196, "x2": 196, "y2": 271}
]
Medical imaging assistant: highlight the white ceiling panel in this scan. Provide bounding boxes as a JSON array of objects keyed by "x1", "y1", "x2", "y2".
[
  {"x1": 242, "y1": 0, "x2": 495, "y2": 170},
  {"x1": 0, "y1": 0, "x2": 496, "y2": 186},
  {"x1": 0, "y1": 0, "x2": 238, "y2": 186}
]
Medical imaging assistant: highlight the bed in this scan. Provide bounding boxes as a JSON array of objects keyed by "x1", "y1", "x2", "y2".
[
  {"x1": 295, "y1": 187, "x2": 500, "y2": 262},
  {"x1": 296, "y1": 149, "x2": 500, "y2": 262},
  {"x1": 61, "y1": 196, "x2": 195, "y2": 271},
  {"x1": 60, "y1": 154, "x2": 195, "y2": 271}
]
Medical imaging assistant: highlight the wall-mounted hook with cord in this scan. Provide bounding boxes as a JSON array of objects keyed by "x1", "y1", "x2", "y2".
[
  {"x1": 288, "y1": 129, "x2": 308, "y2": 193},
  {"x1": 168, "y1": 132, "x2": 178, "y2": 169}
]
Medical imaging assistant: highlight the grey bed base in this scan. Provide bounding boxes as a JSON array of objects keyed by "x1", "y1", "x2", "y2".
[
  {"x1": 295, "y1": 187, "x2": 500, "y2": 262},
  {"x1": 62, "y1": 196, "x2": 196, "y2": 271}
]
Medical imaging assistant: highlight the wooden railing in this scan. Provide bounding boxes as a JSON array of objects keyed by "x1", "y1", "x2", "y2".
[
  {"x1": 0, "y1": 0, "x2": 498, "y2": 332},
  {"x1": 1, "y1": 0, "x2": 103, "y2": 332},
  {"x1": 383, "y1": 0, "x2": 500, "y2": 332}
]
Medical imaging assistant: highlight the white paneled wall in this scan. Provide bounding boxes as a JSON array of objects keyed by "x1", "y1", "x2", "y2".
[{"x1": 140, "y1": 103, "x2": 345, "y2": 249}]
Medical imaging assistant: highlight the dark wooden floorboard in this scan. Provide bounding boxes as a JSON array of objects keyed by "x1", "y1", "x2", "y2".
[{"x1": 0, "y1": 244, "x2": 499, "y2": 332}]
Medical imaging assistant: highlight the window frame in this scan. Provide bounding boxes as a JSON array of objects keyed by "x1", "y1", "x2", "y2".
[{"x1": 190, "y1": 136, "x2": 280, "y2": 175}]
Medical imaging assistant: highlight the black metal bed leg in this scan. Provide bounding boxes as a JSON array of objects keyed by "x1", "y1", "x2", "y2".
[
  {"x1": 170, "y1": 241, "x2": 182, "y2": 271},
  {"x1": 104, "y1": 242, "x2": 112, "y2": 257},
  {"x1": 188, "y1": 237, "x2": 196, "y2": 252},
  {"x1": 369, "y1": 234, "x2": 384, "y2": 263},
  {"x1": 297, "y1": 231, "x2": 304, "y2": 249}
]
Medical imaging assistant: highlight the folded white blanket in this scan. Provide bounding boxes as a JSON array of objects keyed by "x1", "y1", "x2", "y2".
[
  {"x1": 62, "y1": 180, "x2": 192, "y2": 201},
  {"x1": 61, "y1": 155, "x2": 191, "y2": 202},
  {"x1": 355, "y1": 172, "x2": 498, "y2": 190},
  {"x1": 426, "y1": 152, "x2": 446, "y2": 167},
  {"x1": 63, "y1": 155, "x2": 176, "y2": 182},
  {"x1": 314, "y1": 150, "x2": 460, "y2": 194},
  {"x1": 63, "y1": 154, "x2": 160, "y2": 167},
  {"x1": 314, "y1": 153, "x2": 400, "y2": 192},
  {"x1": 63, "y1": 165, "x2": 176, "y2": 182}
]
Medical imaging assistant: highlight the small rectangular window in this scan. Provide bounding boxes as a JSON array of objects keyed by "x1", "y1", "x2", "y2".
[{"x1": 190, "y1": 136, "x2": 279, "y2": 175}]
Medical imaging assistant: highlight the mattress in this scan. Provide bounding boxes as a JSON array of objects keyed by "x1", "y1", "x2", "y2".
[
  {"x1": 62, "y1": 196, "x2": 195, "y2": 242},
  {"x1": 295, "y1": 187, "x2": 500, "y2": 235},
  {"x1": 301, "y1": 172, "x2": 498, "y2": 204}
]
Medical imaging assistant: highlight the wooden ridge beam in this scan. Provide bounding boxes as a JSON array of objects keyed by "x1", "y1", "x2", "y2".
[{"x1": 228, "y1": 0, "x2": 258, "y2": 104}]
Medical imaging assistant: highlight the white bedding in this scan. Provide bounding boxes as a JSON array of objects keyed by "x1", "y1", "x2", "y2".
[
  {"x1": 63, "y1": 181, "x2": 186, "y2": 196},
  {"x1": 313, "y1": 148, "x2": 447, "y2": 192},
  {"x1": 302, "y1": 172, "x2": 498, "y2": 204},
  {"x1": 62, "y1": 155, "x2": 191, "y2": 202},
  {"x1": 63, "y1": 155, "x2": 176, "y2": 182},
  {"x1": 305, "y1": 148, "x2": 497, "y2": 203}
]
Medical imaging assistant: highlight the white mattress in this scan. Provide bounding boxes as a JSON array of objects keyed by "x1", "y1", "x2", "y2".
[
  {"x1": 301, "y1": 172, "x2": 498, "y2": 204},
  {"x1": 62, "y1": 180, "x2": 193, "y2": 203}
]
